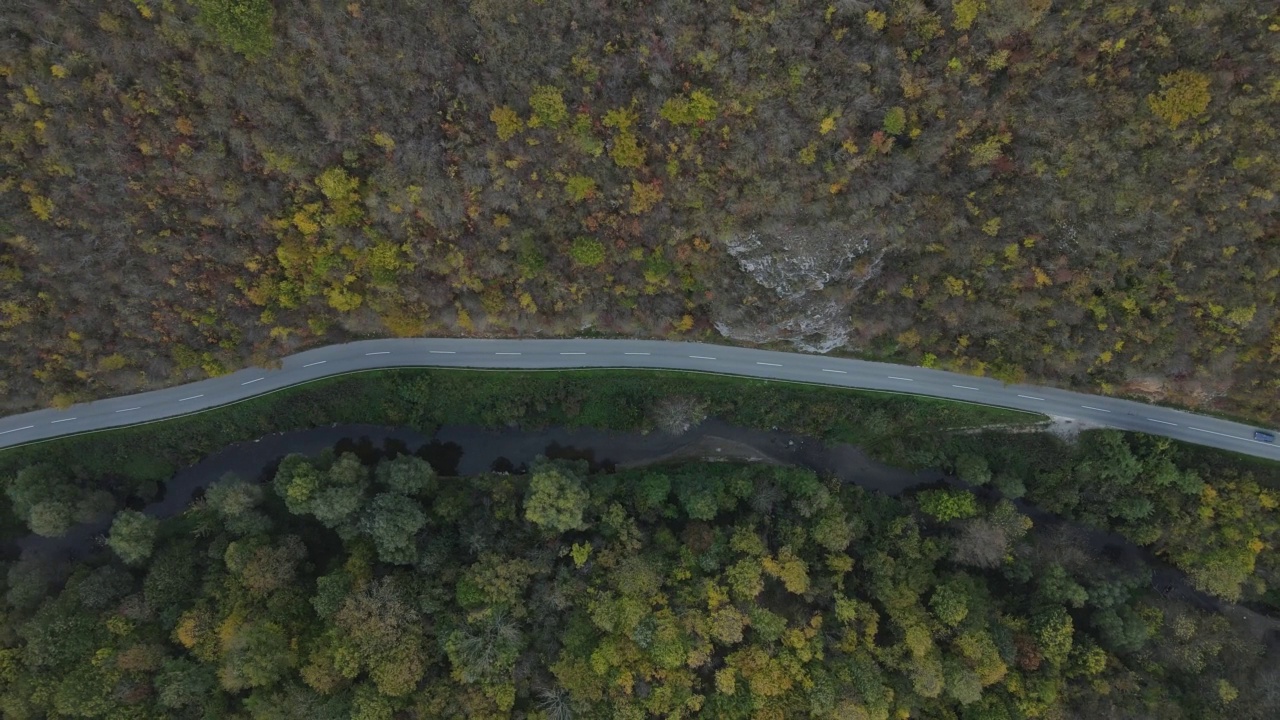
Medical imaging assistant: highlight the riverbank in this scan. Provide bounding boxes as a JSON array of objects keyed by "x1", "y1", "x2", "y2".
[
  {"x1": 16, "y1": 417, "x2": 935, "y2": 555},
  {"x1": 0, "y1": 367, "x2": 1033, "y2": 495}
]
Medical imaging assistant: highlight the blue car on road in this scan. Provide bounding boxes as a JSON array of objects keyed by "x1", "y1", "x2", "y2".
[{"x1": 1256, "y1": 430, "x2": 1276, "y2": 443}]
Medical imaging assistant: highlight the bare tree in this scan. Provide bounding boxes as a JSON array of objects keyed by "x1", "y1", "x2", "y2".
[
  {"x1": 649, "y1": 395, "x2": 708, "y2": 435},
  {"x1": 951, "y1": 519, "x2": 1009, "y2": 569}
]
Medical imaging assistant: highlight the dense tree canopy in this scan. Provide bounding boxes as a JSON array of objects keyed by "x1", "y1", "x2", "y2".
[{"x1": 0, "y1": 449, "x2": 1276, "y2": 718}]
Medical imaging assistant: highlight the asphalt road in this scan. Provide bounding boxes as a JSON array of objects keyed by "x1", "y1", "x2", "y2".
[{"x1": 1, "y1": 338, "x2": 1277, "y2": 459}]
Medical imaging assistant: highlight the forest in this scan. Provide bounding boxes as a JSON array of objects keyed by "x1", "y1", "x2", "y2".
[
  {"x1": 2, "y1": 366, "x2": 1278, "y2": 611},
  {"x1": 1, "y1": 362, "x2": 1278, "y2": 717},
  {"x1": 2, "y1": 449, "x2": 1278, "y2": 719},
  {"x1": 1, "y1": 0, "x2": 1278, "y2": 423}
]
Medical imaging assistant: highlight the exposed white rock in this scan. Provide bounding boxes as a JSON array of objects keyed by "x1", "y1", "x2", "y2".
[{"x1": 713, "y1": 223, "x2": 887, "y2": 353}]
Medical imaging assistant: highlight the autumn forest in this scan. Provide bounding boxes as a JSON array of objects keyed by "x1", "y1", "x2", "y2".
[{"x1": 0, "y1": 0, "x2": 1277, "y2": 421}]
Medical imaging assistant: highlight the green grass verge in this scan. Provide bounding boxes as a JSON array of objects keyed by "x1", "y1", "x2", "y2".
[{"x1": 0, "y1": 368, "x2": 1040, "y2": 487}]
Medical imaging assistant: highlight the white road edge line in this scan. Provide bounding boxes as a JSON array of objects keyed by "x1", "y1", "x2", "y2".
[
  {"x1": 428, "y1": 350, "x2": 455, "y2": 354},
  {"x1": 1081, "y1": 405, "x2": 1111, "y2": 413},
  {"x1": 178, "y1": 395, "x2": 203, "y2": 402},
  {"x1": 0, "y1": 426, "x2": 34, "y2": 435},
  {"x1": 888, "y1": 376, "x2": 914, "y2": 381},
  {"x1": 952, "y1": 385, "x2": 979, "y2": 390},
  {"x1": 756, "y1": 362, "x2": 782, "y2": 367},
  {"x1": 690, "y1": 356, "x2": 717, "y2": 360},
  {"x1": 1189, "y1": 427, "x2": 1240, "y2": 440},
  {"x1": 365, "y1": 351, "x2": 391, "y2": 356},
  {"x1": 303, "y1": 361, "x2": 327, "y2": 367},
  {"x1": 624, "y1": 352, "x2": 650, "y2": 355},
  {"x1": 115, "y1": 407, "x2": 141, "y2": 413},
  {"x1": 1017, "y1": 394, "x2": 1045, "y2": 401},
  {"x1": 50, "y1": 418, "x2": 77, "y2": 424},
  {"x1": 1147, "y1": 418, "x2": 1177, "y2": 426},
  {"x1": 241, "y1": 378, "x2": 264, "y2": 385}
]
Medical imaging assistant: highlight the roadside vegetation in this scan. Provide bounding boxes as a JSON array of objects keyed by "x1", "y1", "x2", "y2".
[
  {"x1": 935, "y1": 429, "x2": 1280, "y2": 611},
  {"x1": 0, "y1": 367, "x2": 1035, "y2": 537},
  {"x1": 2, "y1": 454, "x2": 1276, "y2": 719}
]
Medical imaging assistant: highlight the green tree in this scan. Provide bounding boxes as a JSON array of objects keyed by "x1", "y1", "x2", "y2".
[
  {"x1": 156, "y1": 658, "x2": 218, "y2": 710},
  {"x1": 331, "y1": 577, "x2": 427, "y2": 696},
  {"x1": 993, "y1": 473, "x2": 1027, "y2": 499},
  {"x1": 917, "y1": 489, "x2": 979, "y2": 522},
  {"x1": 525, "y1": 461, "x2": 590, "y2": 533},
  {"x1": 568, "y1": 236, "x2": 606, "y2": 267},
  {"x1": 883, "y1": 107, "x2": 907, "y2": 136},
  {"x1": 375, "y1": 455, "x2": 437, "y2": 495},
  {"x1": 205, "y1": 473, "x2": 270, "y2": 535},
  {"x1": 359, "y1": 493, "x2": 426, "y2": 565},
  {"x1": 218, "y1": 621, "x2": 294, "y2": 691},
  {"x1": 73, "y1": 565, "x2": 133, "y2": 610},
  {"x1": 954, "y1": 454, "x2": 992, "y2": 486},
  {"x1": 490, "y1": 105, "x2": 523, "y2": 140},
  {"x1": 564, "y1": 176, "x2": 598, "y2": 203},
  {"x1": 27, "y1": 501, "x2": 74, "y2": 538},
  {"x1": 929, "y1": 579, "x2": 970, "y2": 627},
  {"x1": 192, "y1": 0, "x2": 276, "y2": 58},
  {"x1": 608, "y1": 131, "x2": 646, "y2": 169},
  {"x1": 1037, "y1": 564, "x2": 1088, "y2": 608},
  {"x1": 273, "y1": 453, "x2": 369, "y2": 532},
  {"x1": 1033, "y1": 606, "x2": 1075, "y2": 666},
  {"x1": 107, "y1": 510, "x2": 159, "y2": 565},
  {"x1": 205, "y1": 472, "x2": 264, "y2": 516},
  {"x1": 633, "y1": 472, "x2": 672, "y2": 513},
  {"x1": 5, "y1": 463, "x2": 82, "y2": 537},
  {"x1": 659, "y1": 90, "x2": 718, "y2": 125},
  {"x1": 529, "y1": 85, "x2": 568, "y2": 127},
  {"x1": 1147, "y1": 70, "x2": 1211, "y2": 128},
  {"x1": 444, "y1": 608, "x2": 524, "y2": 685},
  {"x1": 5, "y1": 554, "x2": 58, "y2": 610}
]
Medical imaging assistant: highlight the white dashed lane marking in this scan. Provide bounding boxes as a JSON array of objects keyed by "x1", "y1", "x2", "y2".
[
  {"x1": 952, "y1": 385, "x2": 979, "y2": 391},
  {"x1": 821, "y1": 369, "x2": 846, "y2": 374},
  {"x1": 178, "y1": 395, "x2": 203, "y2": 402},
  {"x1": 560, "y1": 352, "x2": 587, "y2": 355},
  {"x1": 1147, "y1": 418, "x2": 1177, "y2": 426},
  {"x1": 690, "y1": 356, "x2": 717, "y2": 360},
  {"x1": 888, "y1": 376, "x2": 914, "y2": 381},
  {"x1": 495, "y1": 352, "x2": 521, "y2": 355},
  {"x1": 115, "y1": 407, "x2": 141, "y2": 413},
  {"x1": 0, "y1": 426, "x2": 34, "y2": 435},
  {"x1": 1081, "y1": 406, "x2": 1111, "y2": 413},
  {"x1": 50, "y1": 418, "x2": 77, "y2": 424},
  {"x1": 428, "y1": 350, "x2": 455, "y2": 354},
  {"x1": 1018, "y1": 395, "x2": 1045, "y2": 401},
  {"x1": 1189, "y1": 427, "x2": 1239, "y2": 440},
  {"x1": 365, "y1": 351, "x2": 391, "y2": 356},
  {"x1": 303, "y1": 361, "x2": 327, "y2": 367},
  {"x1": 624, "y1": 352, "x2": 650, "y2": 355},
  {"x1": 241, "y1": 377, "x2": 264, "y2": 385},
  {"x1": 757, "y1": 362, "x2": 782, "y2": 367}
]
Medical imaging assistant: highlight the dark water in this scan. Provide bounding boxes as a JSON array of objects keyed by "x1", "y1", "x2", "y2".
[
  {"x1": 17, "y1": 418, "x2": 935, "y2": 556},
  {"x1": 150, "y1": 417, "x2": 936, "y2": 517}
]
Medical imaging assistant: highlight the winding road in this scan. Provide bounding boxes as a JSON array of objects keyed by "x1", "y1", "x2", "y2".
[{"x1": 1, "y1": 339, "x2": 1277, "y2": 460}]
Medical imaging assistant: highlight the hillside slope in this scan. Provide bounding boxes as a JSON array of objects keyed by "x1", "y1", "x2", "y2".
[{"x1": 1, "y1": 0, "x2": 1277, "y2": 419}]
